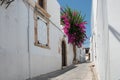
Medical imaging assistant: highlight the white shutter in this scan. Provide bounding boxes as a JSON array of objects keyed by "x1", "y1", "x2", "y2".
[{"x1": 37, "y1": 18, "x2": 47, "y2": 44}]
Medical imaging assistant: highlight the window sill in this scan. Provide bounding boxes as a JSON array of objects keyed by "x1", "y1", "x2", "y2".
[{"x1": 34, "y1": 43, "x2": 50, "y2": 49}]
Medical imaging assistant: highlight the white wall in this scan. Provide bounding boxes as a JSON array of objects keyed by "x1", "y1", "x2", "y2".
[
  {"x1": 0, "y1": 0, "x2": 29, "y2": 80},
  {"x1": 90, "y1": 0, "x2": 98, "y2": 63},
  {"x1": 66, "y1": 41, "x2": 74, "y2": 66},
  {"x1": 91, "y1": 0, "x2": 109, "y2": 80},
  {"x1": 29, "y1": 0, "x2": 63, "y2": 77},
  {"x1": 92, "y1": 0, "x2": 120, "y2": 80},
  {"x1": 76, "y1": 47, "x2": 80, "y2": 62},
  {"x1": 107, "y1": 0, "x2": 120, "y2": 80},
  {"x1": 0, "y1": 0, "x2": 74, "y2": 80},
  {"x1": 80, "y1": 48, "x2": 86, "y2": 62}
]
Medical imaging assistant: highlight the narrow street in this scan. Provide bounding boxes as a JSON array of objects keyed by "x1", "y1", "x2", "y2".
[{"x1": 31, "y1": 62, "x2": 96, "y2": 80}]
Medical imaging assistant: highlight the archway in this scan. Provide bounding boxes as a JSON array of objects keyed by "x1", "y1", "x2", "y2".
[{"x1": 61, "y1": 41, "x2": 67, "y2": 67}]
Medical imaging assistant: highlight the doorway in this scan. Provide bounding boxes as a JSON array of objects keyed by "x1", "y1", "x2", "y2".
[{"x1": 62, "y1": 41, "x2": 67, "y2": 67}]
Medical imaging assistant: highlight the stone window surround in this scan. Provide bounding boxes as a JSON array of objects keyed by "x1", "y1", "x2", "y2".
[
  {"x1": 34, "y1": 11, "x2": 50, "y2": 49},
  {"x1": 34, "y1": 0, "x2": 51, "y2": 49}
]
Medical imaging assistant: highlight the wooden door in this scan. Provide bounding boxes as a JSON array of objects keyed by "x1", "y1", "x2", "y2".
[{"x1": 62, "y1": 41, "x2": 67, "y2": 66}]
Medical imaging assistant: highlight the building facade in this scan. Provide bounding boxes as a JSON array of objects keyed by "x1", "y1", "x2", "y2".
[
  {"x1": 0, "y1": 0, "x2": 76, "y2": 80},
  {"x1": 91, "y1": 0, "x2": 120, "y2": 80}
]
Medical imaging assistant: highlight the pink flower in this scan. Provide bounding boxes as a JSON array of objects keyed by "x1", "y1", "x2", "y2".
[
  {"x1": 75, "y1": 23, "x2": 79, "y2": 26},
  {"x1": 74, "y1": 33, "x2": 76, "y2": 35},
  {"x1": 73, "y1": 11, "x2": 77, "y2": 16},
  {"x1": 79, "y1": 22, "x2": 86, "y2": 29},
  {"x1": 61, "y1": 15, "x2": 66, "y2": 19},
  {"x1": 81, "y1": 29, "x2": 85, "y2": 33},
  {"x1": 63, "y1": 27, "x2": 69, "y2": 35},
  {"x1": 82, "y1": 22, "x2": 87, "y2": 24},
  {"x1": 61, "y1": 13, "x2": 68, "y2": 20},
  {"x1": 61, "y1": 7, "x2": 87, "y2": 47},
  {"x1": 65, "y1": 22, "x2": 70, "y2": 27},
  {"x1": 68, "y1": 35, "x2": 75, "y2": 43},
  {"x1": 65, "y1": 25, "x2": 70, "y2": 29},
  {"x1": 77, "y1": 42, "x2": 82, "y2": 47},
  {"x1": 64, "y1": 18, "x2": 69, "y2": 23}
]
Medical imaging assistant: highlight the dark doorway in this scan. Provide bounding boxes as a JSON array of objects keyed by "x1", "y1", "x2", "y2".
[{"x1": 62, "y1": 41, "x2": 67, "y2": 67}]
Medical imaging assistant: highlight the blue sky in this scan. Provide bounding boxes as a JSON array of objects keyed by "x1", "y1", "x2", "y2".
[{"x1": 58, "y1": 0, "x2": 92, "y2": 48}]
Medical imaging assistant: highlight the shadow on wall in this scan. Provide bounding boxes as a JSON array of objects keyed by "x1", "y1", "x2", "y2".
[{"x1": 109, "y1": 25, "x2": 120, "y2": 42}]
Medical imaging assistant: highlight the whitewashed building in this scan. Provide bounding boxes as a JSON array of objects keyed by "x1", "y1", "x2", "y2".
[
  {"x1": 0, "y1": 0, "x2": 76, "y2": 80},
  {"x1": 91, "y1": 0, "x2": 120, "y2": 80},
  {"x1": 76, "y1": 47, "x2": 86, "y2": 63}
]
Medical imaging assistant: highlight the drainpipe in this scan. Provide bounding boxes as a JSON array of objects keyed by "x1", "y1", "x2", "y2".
[{"x1": 27, "y1": 1, "x2": 31, "y2": 79}]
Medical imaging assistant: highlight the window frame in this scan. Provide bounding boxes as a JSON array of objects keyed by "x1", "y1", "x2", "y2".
[
  {"x1": 38, "y1": 0, "x2": 46, "y2": 10},
  {"x1": 34, "y1": 11, "x2": 50, "y2": 49},
  {"x1": 35, "y1": 0, "x2": 50, "y2": 19}
]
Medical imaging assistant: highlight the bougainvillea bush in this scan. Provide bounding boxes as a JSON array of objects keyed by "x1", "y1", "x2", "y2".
[{"x1": 61, "y1": 7, "x2": 87, "y2": 47}]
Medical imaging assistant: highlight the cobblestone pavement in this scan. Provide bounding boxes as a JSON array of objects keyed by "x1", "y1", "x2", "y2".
[{"x1": 31, "y1": 62, "x2": 95, "y2": 80}]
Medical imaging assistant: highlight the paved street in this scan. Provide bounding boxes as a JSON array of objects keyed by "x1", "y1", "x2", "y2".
[{"x1": 31, "y1": 62, "x2": 96, "y2": 80}]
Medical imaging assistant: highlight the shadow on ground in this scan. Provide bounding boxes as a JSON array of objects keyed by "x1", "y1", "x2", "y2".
[{"x1": 27, "y1": 64, "x2": 77, "y2": 80}]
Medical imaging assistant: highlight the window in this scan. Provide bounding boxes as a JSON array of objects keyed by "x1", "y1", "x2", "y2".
[
  {"x1": 34, "y1": 12, "x2": 50, "y2": 49},
  {"x1": 38, "y1": 0, "x2": 46, "y2": 10},
  {"x1": 35, "y1": 0, "x2": 50, "y2": 19},
  {"x1": 34, "y1": 0, "x2": 50, "y2": 49},
  {"x1": 37, "y1": 18, "x2": 48, "y2": 44},
  {"x1": 38, "y1": 0, "x2": 44, "y2": 9}
]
